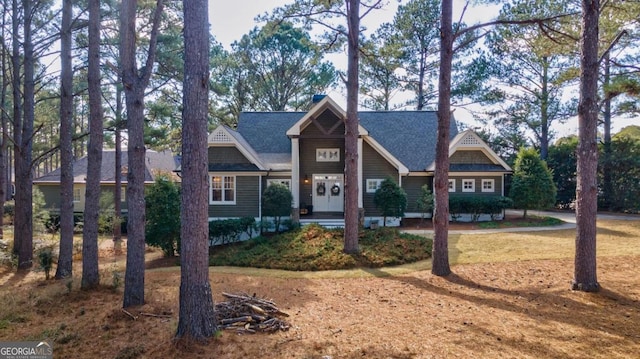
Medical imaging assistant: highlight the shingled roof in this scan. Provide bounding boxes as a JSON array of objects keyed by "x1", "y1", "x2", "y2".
[
  {"x1": 235, "y1": 110, "x2": 458, "y2": 172},
  {"x1": 34, "y1": 149, "x2": 178, "y2": 183}
]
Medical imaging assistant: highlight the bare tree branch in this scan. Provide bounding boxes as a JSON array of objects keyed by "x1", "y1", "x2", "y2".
[
  {"x1": 599, "y1": 30, "x2": 628, "y2": 64},
  {"x1": 455, "y1": 12, "x2": 579, "y2": 41},
  {"x1": 360, "y1": 0, "x2": 383, "y2": 20}
]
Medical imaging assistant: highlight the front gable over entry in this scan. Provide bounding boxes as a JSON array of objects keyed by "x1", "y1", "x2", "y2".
[{"x1": 286, "y1": 96, "x2": 369, "y2": 137}]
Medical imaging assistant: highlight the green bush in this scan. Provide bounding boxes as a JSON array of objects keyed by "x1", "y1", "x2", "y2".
[
  {"x1": 374, "y1": 177, "x2": 407, "y2": 226},
  {"x1": 3, "y1": 200, "x2": 14, "y2": 217},
  {"x1": 145, "y1": 176, "x2": 181, "y2": 257},
  {"x1": 37, "y1": 247, "x2": 54, "y2": 280},
  {"x1": 449, "y1": 196, "x2": 513, "y2": 222},
  {"x1": 262, "y1": 183, "x2": 293, "y2": 233},
  {"x1": 416, "y1": 185, "x2": 434, "y2": 221},
  {"x1": 209, "y1": 217, "x2": 256, "y2": 246},
  {"x1": 32, "y1": 187, "x2": 49, "y2": 235},
  {"x1": 98, "y1": 191, "x2": 118, "y2": 235},
  {"x1": 510, "y1": 148, "x2": 556, "y2": 217}
]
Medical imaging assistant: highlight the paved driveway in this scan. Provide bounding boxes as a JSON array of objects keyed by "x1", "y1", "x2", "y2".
[
  {"x1": 402, "y1": 209, "x2": 640, "y2": 236},
  {"x1": 507, "y1": 209, "x2": 640, "y2": 223}
]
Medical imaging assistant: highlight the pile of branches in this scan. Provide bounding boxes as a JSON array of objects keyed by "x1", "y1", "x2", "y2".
[{"x1": 215, "y1": 292, "x2": 291, "y2": 334}]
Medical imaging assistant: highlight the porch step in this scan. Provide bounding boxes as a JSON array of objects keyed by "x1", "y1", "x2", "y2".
[{"x1": 299, "y1": 218, "x2": 345, "y2": 229}]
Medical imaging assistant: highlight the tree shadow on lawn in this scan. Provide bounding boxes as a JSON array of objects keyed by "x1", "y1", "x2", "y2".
[
  {"x1": 0, "y1": 267, "x2": 30, "y2": 286},
  {"x1": 366, "y1": 267, "x2": 639, "y2": 358},
  {"x1": 295, "y1": 340, "x2": 416, "y2": 359}
]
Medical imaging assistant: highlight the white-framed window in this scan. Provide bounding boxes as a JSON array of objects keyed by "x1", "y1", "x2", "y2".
[
  {"x1": 121, "y1": 187, "x2": 126, "y2": 202},
  {"x1": 366, "y1": 179, "x2": 383, "y2": 193},
  {"x1": 266, "y1": 179, "x2": 291, "y2": 190},
  {"x1": 481, "y1": 179, "x2": 495, "y2": 193},
  {"x1": 210, "y1": 175, "x2": 236, "y2": 204},
  {"x1": 448, "y1": 179, "x2": 456, "y2": 193},
  {"x1": 316, "y1": 148, "x2": 340, "y2": 162},
  {"x1": 73, "y1": 188, "x2": 81, "y2": 202},
  {"x1": 462, "y1": 179, "x2": 475, "y2": 192}
]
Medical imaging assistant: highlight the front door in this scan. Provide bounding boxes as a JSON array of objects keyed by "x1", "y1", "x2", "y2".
[{"x1": 312, "y1": 174, "x2": 344, "y2": 212}]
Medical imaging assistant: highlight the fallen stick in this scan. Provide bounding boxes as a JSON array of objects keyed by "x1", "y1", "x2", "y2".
[{"x1": 122, "y1": 308, "x2": 137, "y2": 320}]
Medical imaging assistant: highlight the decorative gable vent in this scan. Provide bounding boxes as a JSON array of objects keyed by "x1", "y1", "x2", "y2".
[
  {"x1": 460, "y1": 133, "x2": 481, "y2": 146},
  {"x1": 212, "y1": 130, "x2": 232, "y2": 143}
]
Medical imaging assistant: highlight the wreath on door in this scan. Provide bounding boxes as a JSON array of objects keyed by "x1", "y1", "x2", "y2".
[
  {"x1": 316, "y1": 182, "x2": 326, "y2": 196},
  {"x1": 330, "y1": 184, "x2": 341, "y2": 196}
]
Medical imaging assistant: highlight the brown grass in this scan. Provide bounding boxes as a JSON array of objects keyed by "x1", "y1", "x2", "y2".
[{"x1": 1, "y1": 219, "x2": 639, "y2": 358}]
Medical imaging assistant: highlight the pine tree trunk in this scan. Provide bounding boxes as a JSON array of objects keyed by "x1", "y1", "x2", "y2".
[
  {"x1": 175, "y1": 0, "x2": 217, "y2": 341},
  {"x1": 113, "y1": 84, "x2": 123, "y2": 251},
  {"x1": 343, "y1": 0, "x2": 360, "y2": 254},
  {"x1": 123, "y1": 86, "x2": 146, "y2": 307},
  {"x1": 120, "y1": 0, "x2": 144, "y2": 307},
  {"x1": 16, "y1": 0, "x2": 35, "y2": 270},
  {"x1": 432, "y1": 0, "x2": 453, "y2": 277},
  {"x1": 0, "y1": 6, "x2": 9, "y2": 239},
  {"x1": 572, "y1": 0, "x2": 600, "y2": 292},
  {"x1": 601, "y1": 54, "x2": 612, "y2": 211},
  {"x1": 56, "y1": 0, "x2": 74, "y2": 279},
  {"x1": 10, "y1": 0, "x2": 22, "y2": 257},
  {"x1": 82, "y1": 0, "x2": 103, "y2": 289},
  {"x1": 113, "y1": 125, "x2": 123, "y2": 252},
  {"x1": 120, "y1": 0, "x2": 164, "y2": 307},
  {"x1": 540, "y1": 58, "x2": 549, "y2": 160}
]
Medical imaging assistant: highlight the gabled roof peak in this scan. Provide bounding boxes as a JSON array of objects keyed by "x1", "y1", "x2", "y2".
[
  {"x1": 208, "y1": 126, "x2": 235, "y2": 144},
  {"x1": 286, "y1": 96, "x2": 346, "y2": 137}
]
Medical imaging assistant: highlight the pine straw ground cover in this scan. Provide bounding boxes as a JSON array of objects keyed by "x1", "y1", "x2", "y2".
[{"x1": 0, "y1": 219, "x2": 639, "y2": 358}]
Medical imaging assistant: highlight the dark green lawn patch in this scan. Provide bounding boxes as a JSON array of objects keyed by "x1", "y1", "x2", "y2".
[
  {"x1": 209, "y1": 224, "x2": 432, "y2": 271},
  {"x1": 477, "y1": 215, "x2": 563, "y2": 229}
]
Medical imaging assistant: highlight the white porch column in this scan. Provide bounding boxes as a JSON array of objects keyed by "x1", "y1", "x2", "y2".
[
  {"x1": 291, "y1": 137, "x2": 300, "y2": 208},
  {"x1": 358, "y1": 137, "x2": 363, "y2": 208}
]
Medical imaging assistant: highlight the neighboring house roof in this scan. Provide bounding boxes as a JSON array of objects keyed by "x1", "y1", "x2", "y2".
[{"x1": 33, "y1": 149, "x2": 178, "y2": 184}]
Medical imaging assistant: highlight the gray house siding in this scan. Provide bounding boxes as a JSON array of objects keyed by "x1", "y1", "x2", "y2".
[
  {"x1": 38, "y1": 184, "x2": 61, "y2": 211},
  {"x1": 362, "y1": 141, "x2": 398, "y2": 216},
  {"x1": 299, "y1": 138, "x2": 344, "y2": 177},
  {"x1": 208, "y1": 176, "x2": 260, "y2": 218},
  {"x1": 37, "y1": 183, "x2": 128, "y2": 213},
  {"x1": 402, "y1": 176, "x2": 431, "y2": 213},
  {"x1": 208, "y1": 146, "x2": 250, "y2": 164},
  {"x1": 449, "y1": 175, "x2": 503, "y2": 197},
  {"x1": 450, "y1": 150, "x2": 493, "y2": 164}
]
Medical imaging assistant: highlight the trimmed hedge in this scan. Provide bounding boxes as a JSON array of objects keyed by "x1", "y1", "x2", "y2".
[
  {"x1": 209, "y1": 217, "x2": 257, "y2": 246},
  {"x1": 449, "y1": 196, "x2": 513, "y2": 222}
]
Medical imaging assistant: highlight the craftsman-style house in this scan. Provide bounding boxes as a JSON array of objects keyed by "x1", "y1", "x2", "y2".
[
  {"x1": 207, "y1": 96, "x2": 511, "y2": 227},
  {"x1": 34, "y1": 149, "x2": 177, "y2": 214}
]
